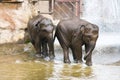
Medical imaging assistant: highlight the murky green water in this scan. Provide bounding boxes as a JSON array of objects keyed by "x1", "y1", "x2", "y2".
[{"x1": 0, "y1": 43, "x2": 120, "y2": 80}]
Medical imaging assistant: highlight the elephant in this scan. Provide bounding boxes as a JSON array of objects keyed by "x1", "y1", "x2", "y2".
[
  {"x1": 27, "y1": 14, "x2": 55, "y2": 60},
  {"x1": 54, "y1": 17, "x2": 99, "y2": 66}
]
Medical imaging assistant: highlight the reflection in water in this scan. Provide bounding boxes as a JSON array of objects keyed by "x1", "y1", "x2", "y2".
[
  {"x1": 50, "y1": 64, "x2": 93, "y2": 80},
  {"x1": 0, "y1": 62, "x2": 120, "y2": 80},
  {"x1": 0, "y1": 62, "x2": 54, "y2": 80},
  {"x1": 0, "y1": 62, "x2": 93, "y2": 80}
]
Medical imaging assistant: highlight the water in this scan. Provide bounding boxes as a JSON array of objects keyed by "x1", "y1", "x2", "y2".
[
  {"x1": 0, "y1": 62, "x2": 120, "y2": 80},
  {"x1": 0, "y1": 43, "x2": 120, "y2": 80},
  {"x1": 82, "y1": 0, "x2": 120, "y2": 32},
  {"x1": 93, "y1": 32, "x2": 120, "y2": 65}
]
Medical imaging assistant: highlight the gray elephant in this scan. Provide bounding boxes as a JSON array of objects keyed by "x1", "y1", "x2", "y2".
[
  {"x1": 27, "y1": 15, "x2": 55, "y2": 60},
  {"x1": 54, "y1": 17, "x2": 99, "y2": 66}
]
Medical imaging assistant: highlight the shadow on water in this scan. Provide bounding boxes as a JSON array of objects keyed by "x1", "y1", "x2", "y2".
[{"x1": 0, "y1": 43, "x2": 120, "y2": 80}]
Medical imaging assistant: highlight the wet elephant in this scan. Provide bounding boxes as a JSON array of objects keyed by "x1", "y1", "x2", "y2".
[
  {"x1": 27, "y1": 15, "x2": 55, "y2": 60},
  {"x1": 54, "y1": 17, "x2": 99, "y2": 66}
]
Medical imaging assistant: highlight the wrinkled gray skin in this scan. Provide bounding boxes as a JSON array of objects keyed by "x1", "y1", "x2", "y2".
[
  {"x1": 54, "y1": 17, "x2": 99, "y2": 66},
  {"x1": 27, "y1": 15, "x2": 55, "y2": 60}
]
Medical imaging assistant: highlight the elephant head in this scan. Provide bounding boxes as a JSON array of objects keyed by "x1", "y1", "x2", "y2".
[
  {"x1": 37, "y1": 18, "x2": 54, "y2": 33},
  {"x1": 80, "y1": 24, "x2": 99, "y2": 66}
]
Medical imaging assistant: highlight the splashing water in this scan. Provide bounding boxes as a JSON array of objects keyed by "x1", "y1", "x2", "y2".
[{"x1": 82, "y1": 0, "x2": 120, "y2": 32}]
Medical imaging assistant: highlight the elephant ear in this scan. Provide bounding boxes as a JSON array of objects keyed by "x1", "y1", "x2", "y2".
[
  {"x1": 36, "y1": 19, "x2": 46, "y2": 30},
  {"x1": 38, "y1": 18, "x2": 49, "y2": 28},
  {"x1": 80, "y1": 25, "x2": 85, "y2": 35}
]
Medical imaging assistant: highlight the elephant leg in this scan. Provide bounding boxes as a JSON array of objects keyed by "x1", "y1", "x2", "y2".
[
  {"x1": 70, "y1": 46, "x2": 77, "y2": 63},
  {"x1": 30, "y1": 39, "x2": 35, "y2": 46},
  {"x1": 29, "y1": 37, "x2": 36, "y2": 50},
  {"x1": 34, "y1": 38, "x2": 42, "y2": 57},
  {"x1": 42, "y1": 41, "x2": 48, "y2": 57},
  {"x1": 76, "y1": 46, "x2": 83, "y2": 63},
  {"x1": 71, "y1": 46, "x2": 83, "y2": 63},
  {"x1": 84, "y1": 43, "x2": 95, "y2": 66},
  {"x1": 63, "y1": 47, "x2": 71, "y2": 63},
  {"x1": 48, "y1": 38, "x2": 55, "y2": 60}
]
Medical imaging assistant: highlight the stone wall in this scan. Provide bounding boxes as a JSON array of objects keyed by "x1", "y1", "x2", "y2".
[
  {"x1": 0, "y1": 0, "x2": 53, "y2": 44},
  {"x1": 0, "y1": 1, "x2": 31, "y2": 43}
]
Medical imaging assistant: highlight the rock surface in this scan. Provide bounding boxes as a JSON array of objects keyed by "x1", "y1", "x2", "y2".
[{"x1": 0, "y1": 0, "x2": 52, "y2": 43}]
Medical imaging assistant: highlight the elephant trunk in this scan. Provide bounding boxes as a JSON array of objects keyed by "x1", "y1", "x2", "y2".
[{"x1": 84, "y1": 42, "x2": 96, "y2": 66}]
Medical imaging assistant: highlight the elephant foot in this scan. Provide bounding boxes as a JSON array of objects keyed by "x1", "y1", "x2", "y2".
[
  {"x1": 49, "y1": 55, "x2": 55, "y2": 61},
  {"x1": 84, "y1": 56, "x2": 92, "y2": 66},
  {"x1": 64, "y1": 59, "x2": 71, "y2": 63},
  {"x1": 74, "y1": 59, "x2": 78, "y2": 63},
  {"x1": 48, "y1": 52, "x2": 55, "y2": 61},
  {"x1": 35, "y1": 53, "x2": 43, "y2": 58},
  {"x1": 85, "y1": 61, "x2": 92, "y2": 66},
  {"x1": 44, "y1": 57, "x2": 50, "y2": 61},
  {"x1": 74, "y1": 60, "x2": 83, "y2": 63},
  {"x1": 77, "y1": 60, "x2": 83, "y2": 63},
  {"x1": 41, "y1": 51, "x2": 49, "y2": 57}
]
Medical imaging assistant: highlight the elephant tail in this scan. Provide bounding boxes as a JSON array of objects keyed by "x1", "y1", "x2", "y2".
[
  {"x1": 80, "y1": 25, "x2": 85, "y2": 34},
  {"x1": 53, "y1": 31, "x2": 56, "y2": 42},
  {"x1": 53, "y1": 27, "x2": 57, "y2": 42}
]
